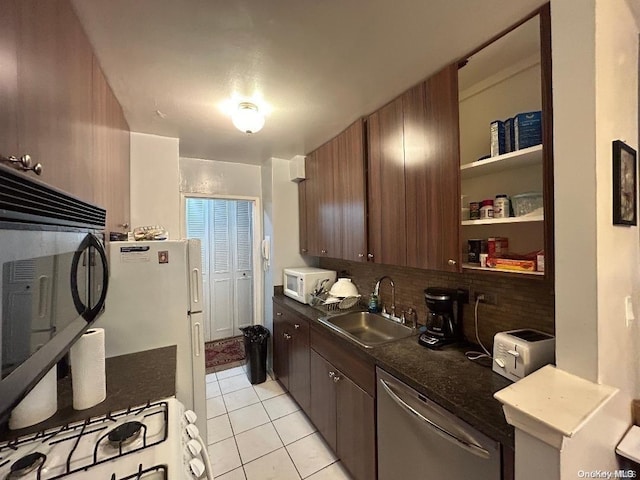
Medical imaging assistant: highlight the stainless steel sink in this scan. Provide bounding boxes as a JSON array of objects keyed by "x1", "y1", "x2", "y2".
[{"x1": 317, "y1": 311, "x2": 414, "y2": 348}]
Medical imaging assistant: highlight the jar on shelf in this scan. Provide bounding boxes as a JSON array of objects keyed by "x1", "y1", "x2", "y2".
[
  {"x1": 494, "y1": 194, "x2": 510, "y2": 218},
  {"x1": 480, "y1": 199, "x2": 494, "y2": 219}
]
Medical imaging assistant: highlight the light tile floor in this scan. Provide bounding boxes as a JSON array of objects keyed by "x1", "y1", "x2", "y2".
[{"x1": 206, "y1": 363, "x2": 353, "y2": 480}]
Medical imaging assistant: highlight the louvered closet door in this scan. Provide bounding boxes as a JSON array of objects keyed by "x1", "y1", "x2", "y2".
[
  {"x1": 234, "y1": 201, "x2": 253, "y2": 331},
  {"x1": 186, "y1": 199, "x2": 254, "y2": 341},
  {"x1": 186, "y1": 199, "x2": 211, "y2": 340},
  {"x1": 210, "y1": 200, "x2": 235, "y2": 340}
]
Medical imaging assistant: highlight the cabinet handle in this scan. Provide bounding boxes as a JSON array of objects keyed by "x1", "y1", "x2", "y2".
[
  {"x1": 284, "y1": 333, "x2": 292, "y2": 340},
  {"x1": 448, "y1": 259, "x2": 457, "y2": 266},
  {"x1": 321, "y1": 249, "x2": 327, "y2": 254},
  {"x1": 120, "y1": 223, "x2": 130, "y2": 230},
  {"x1": 333, "y1": 375, "x2": 341, "y2": 383},
  {"x1": 301, "y1": 248, "x2": 308, "y2": 253},
  {"x1": 328, "y1": 371, "x2": 335, "y2": 378},
  {"x1": 367, "y1": 253, "x2": 374, "y2": 259},
  {"x1": 294, "y1": 324, "x2": 300, "y2": 329},
  {"x1": 276, "y1": 312, "x2": 283, "y2": 316},
  {"x1": 358, "y1": 253, "x2": 364, "y2": 258},
  {"x1": 1, "y1": 154, "x2": 43, "y2": 175}
]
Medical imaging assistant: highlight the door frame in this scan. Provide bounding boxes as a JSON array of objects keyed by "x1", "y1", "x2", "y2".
[{"x1": 180, "y1": 193, "x2": 264, "y2": 331}]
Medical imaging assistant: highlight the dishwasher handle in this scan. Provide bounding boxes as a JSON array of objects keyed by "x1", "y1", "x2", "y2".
[{"x1": 379, "y1": 378, "x2": 490, "y2": 459}]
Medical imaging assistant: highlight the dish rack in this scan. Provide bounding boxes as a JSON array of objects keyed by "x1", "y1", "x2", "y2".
[{"x1": 310, "y1": 292, "x2": 363, "y2": 314}]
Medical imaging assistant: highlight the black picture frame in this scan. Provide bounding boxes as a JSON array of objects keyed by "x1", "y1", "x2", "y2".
[{"x1": 613, "y1": 140, "x2": 638, "y2": 226}]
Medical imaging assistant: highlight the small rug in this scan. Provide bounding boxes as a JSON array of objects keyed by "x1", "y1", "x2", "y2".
[{"x1": 205, "y1": 336, "x2": 245, "y2": 373}]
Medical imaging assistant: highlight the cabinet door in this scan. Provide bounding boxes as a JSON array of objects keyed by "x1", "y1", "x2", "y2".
[
  {"x1": 367, "y1": 97, "x2": 407, "y2": 266},
  {"x1": 336, "y1": 374, "x2": 376, "y2": 480},
  {"x1": 304, "y1": 151, "x2": 321, "y2": 256},
  {"x1": 272, "y1": 308, "x2": 289, "y2": 390},
  {"x1": 309, "y1": 349, "x2": 337, "y2": 451},
  {"x1": 0, "y1": 0, "x2": 19, "y2": 157},
  {"x1": 92, "y1": 56, "x2": 130, "y2": 233},
  {"x1": 17, "y1": 0, "x2": 94, "y2": 201},
  {"x1": 288, "y1": 315, "x2": 310, "y2": 414},
  {"x1": 318, "y1": 141, "x2": 340, "y2": 258},
  {"x1": 337, "y1": 120, "x2": 367, "y2": 262},
  {"x1": 404, "y1": 64, "x2": 461, "y2": 272}
]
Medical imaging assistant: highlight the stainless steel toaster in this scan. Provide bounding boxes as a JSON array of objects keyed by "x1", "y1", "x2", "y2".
[{"x1": 492, "y1": 329, "x2": 555, "y2": 382}]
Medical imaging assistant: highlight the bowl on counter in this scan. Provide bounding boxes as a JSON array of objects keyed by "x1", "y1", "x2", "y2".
[{"x1": 329, "y1": 278, "x2": 359, "y2": 298}]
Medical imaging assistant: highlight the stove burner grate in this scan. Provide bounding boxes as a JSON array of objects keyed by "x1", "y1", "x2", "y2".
[
  {"x1": 107, "y1": 422, "x2": 144, "y2": 448},
  {"x1": 7, "y1": 452, "x2": 46, "y2": 479}
]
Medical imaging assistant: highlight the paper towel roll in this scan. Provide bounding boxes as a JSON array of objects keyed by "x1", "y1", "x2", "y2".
[
  {"x1": 9, "y1": 366, "x2": 57, "y2": 430},
  {"x1": 70, "y1": 328, "x2": 106, "y2": 410}
]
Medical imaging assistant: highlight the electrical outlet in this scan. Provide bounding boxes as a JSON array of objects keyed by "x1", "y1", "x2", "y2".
[{"x1": 473, "y1": 291, "x2": 497, "y2": 305}]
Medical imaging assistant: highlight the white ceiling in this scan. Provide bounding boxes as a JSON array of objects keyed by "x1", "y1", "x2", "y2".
[{"x1": 72, "y1": 0, "x2": 546, "y2": 165}]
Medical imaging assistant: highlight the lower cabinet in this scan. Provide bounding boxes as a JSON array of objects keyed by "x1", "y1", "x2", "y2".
[
  {"x1": 309, "y1": 349, "x2": 376, "y2": 480},
  {"x1": 272, "y1": 304, "x2": 311, "y2": 413}
]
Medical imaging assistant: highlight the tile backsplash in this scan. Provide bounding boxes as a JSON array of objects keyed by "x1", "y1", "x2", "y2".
[{"x1": 319, "y1": 258, "x2": 555, "y2": 349}]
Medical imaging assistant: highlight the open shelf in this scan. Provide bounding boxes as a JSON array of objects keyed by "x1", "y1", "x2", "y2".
[
  {"x1": 460, "y1": 144, "x2": 543, "y2": 179},
  {"x1": 461, "y1": 214, "x2": 543, "y2": 226},
  {"x1": 462, "y1": 263, "x2": 544, "y2": 276}
]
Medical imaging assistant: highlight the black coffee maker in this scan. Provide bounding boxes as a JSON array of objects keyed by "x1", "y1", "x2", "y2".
[{"x1": 419, "y1": 287, "x2": 463, "y2": 349}]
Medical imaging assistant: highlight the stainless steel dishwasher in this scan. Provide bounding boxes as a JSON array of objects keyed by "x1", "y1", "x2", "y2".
[{"x1": 377, "y1": 367, "x2": 501, "y2": 480}]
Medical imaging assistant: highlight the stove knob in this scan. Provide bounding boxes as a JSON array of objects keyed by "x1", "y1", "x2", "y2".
[
  {"x1": 187, "y1": 438, "x2": 202, "y2": 456},
  {"x1": 189, "y1": 458, "x2": 206, "y2": 478},
  {"x1": 184, "y1": 410, "x2": 198, "y2": 424},
  {"x1": 186, "y1": 423, "x2": 200, "y2": 439}
]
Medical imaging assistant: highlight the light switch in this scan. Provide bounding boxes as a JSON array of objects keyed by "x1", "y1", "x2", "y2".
[{"x1": 625, "y1": 295, "x2": 635, "y2": 327}]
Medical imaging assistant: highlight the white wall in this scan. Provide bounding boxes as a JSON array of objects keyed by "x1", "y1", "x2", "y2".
[
  {"x1": 130, "y1": 132, "x2": 181, "y2": 239},
  {"x1": 262, "y1": 157, "x2": 312, "y2": 359},
  {"x1": 519, "y1": 0, "x2": 639, "y2": 476},
  {"x1": 552, "y1": 0, "x2": 600, "y2": 383},
  {"x1": 179, "y1": 157, "x2": 261, "y2": 198}
]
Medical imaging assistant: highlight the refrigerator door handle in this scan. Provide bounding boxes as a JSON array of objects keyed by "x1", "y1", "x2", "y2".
[
  {"x1": 193, "y1": 321, "x2": 202, "y2": 357},
  {"x1": 191, "y1": 268, "x2": 201, "y2": 306}
]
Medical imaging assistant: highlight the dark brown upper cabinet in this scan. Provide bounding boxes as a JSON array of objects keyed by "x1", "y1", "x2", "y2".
[
  {"x1": 302, "y1": 120, "x2": 366, "y2": 261},
  {"x1": 367, "y1": 96, "x2": 407, "y2": 266},
  {"x1": 1, "y1": 0, "x2": 130, "y2": 232},
  {"x1": 458, "y1": 6, "x2": 553, "y2": 280},
  {"x1": 367, "y1": 64, "x2": 461, "y2": 271},
  {"x1": 403, "y1": 64, "x2": 461, "y2": 272}
]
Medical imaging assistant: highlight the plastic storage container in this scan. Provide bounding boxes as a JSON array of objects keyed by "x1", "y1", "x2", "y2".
[
  {"x1": 511, "y1": 192, "x2": 543, "y2": 216},
  {"x1": 240, "y1": 325, "x2": 270, "y2": 384}
]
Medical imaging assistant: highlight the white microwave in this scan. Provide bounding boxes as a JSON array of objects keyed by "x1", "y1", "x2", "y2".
[{"x1": 283, "y1": 267, "x2": 337, "y2": 304}]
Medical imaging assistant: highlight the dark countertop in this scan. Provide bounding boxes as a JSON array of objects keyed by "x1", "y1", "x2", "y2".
[
  {"x1": 0, "y1": 345, "x2": 176, "y2": 441},
  {"x1": 273, "y1": 294, "x2": 514, "y2": 448}
]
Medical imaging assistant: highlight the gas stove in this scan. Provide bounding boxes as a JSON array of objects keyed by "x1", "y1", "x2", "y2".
[{"x1": 0, "y1": 399, "x2": 211, "y2": 480}]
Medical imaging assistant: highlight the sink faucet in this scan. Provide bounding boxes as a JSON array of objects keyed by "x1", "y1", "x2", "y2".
[{"x1": 374, "y1": 276, "x2": 397, "y2": 320}]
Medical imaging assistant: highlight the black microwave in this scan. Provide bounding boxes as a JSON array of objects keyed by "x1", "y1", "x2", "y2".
[{"x1": 0, "y1": 164, "x2": 108, "y2": 424}]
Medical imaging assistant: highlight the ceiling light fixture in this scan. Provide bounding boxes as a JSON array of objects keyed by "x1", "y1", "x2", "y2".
[{"x1": 232, "y1": 102, "x2": 265, "y2": 134}]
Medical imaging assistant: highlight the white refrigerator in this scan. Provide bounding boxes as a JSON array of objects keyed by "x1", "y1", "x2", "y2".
[{"x1": 95, "y1": 240, "x2": 207, "y2": 436}]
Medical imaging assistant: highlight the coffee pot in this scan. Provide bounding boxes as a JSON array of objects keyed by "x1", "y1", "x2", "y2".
[{"x1": 419, "y1": 287, "x2": 463, "y2": 349}]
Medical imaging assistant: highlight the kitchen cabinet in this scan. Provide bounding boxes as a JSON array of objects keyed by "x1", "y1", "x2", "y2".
[
  {"x1": 367, "y1": 64, "x2": 460, "y2": 271},
  {"x1": 17, "y1": 0, "x2": 95, "y2": 202},
  {"x1": 0, "y1": 0, "x2": 130, "y2": 230},
  {"x1": 403, "y1": 64, "x2": 461, "y2": 272},
  {"x1": 367, "y1": 96, "x2": 407, "y2": 266},
  {"x1": 272, "y1": 303, "x2": 311, "y2": 413},
  {"x1": 310, "y1": 323, "x2": 376, "y2": 480},
  {"x1": 309, "y1": 349, "x2": 376, "y2": 480},
  {"x1": 0, "y1": 0, "x2": 19, "y2": 157},
  {"x1": 458, "y1": 7, "x2": 553, "y2": 280},
  {"x1": 301, "y1": 120, "x2": 367, "y2": 260},
  {"x1": 92, "y1": 56, "x2": 131, "y2": 233}
]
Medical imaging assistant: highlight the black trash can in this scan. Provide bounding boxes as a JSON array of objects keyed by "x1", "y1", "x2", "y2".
[{"x1": 240, "y1": 325, "x2": 270, "y2": 384}]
